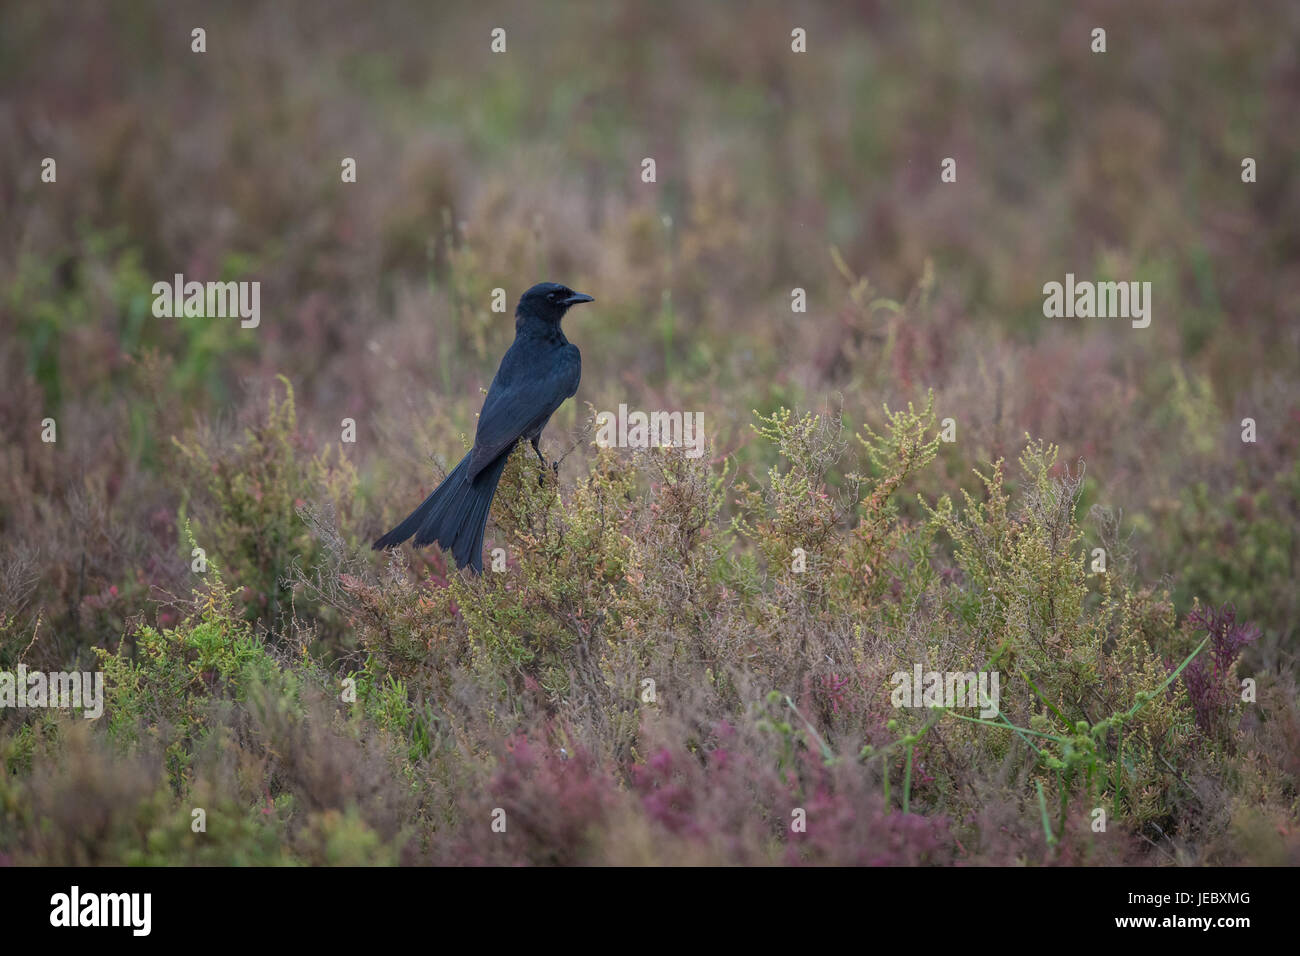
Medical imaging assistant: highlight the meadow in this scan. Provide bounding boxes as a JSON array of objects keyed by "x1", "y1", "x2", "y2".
[{"x1": 1, "y1": 0, "x2": 1297, "y2": 865}]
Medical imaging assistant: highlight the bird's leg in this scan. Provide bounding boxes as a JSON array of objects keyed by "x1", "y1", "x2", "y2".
[
  {"x1": 530, "y1": 436, "x2": 561, "y2": 484},
  {"x1": 531, "y1": 436, "x2": 547, "y2": 486}
]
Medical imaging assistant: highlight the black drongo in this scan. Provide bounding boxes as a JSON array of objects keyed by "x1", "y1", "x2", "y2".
[{"x1": 373, "y1": 282, "x2": 593, "y2": 572}]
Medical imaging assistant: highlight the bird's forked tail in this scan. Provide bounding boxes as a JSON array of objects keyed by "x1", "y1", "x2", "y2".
[{"x1": 372, "y1": 449, "x2": 510, "y2": 573}]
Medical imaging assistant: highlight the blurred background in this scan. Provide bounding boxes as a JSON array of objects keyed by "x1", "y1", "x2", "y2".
[{"x1": 2, "y1": 0, "x2": 1297, "y2": 661}]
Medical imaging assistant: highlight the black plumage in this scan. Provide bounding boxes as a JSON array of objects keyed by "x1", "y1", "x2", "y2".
[{"x1": 373, "y1": 282, "x2": 592, "y2": 572}]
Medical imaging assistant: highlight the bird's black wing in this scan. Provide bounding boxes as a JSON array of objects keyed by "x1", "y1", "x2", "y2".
[{"x1": 468, "y1": 343, "x2": 580, "y2": 481}]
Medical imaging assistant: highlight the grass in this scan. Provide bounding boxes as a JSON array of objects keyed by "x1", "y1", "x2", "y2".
[{"x1": 0, "y1": 0, "x2": 1297, "y2": 865}]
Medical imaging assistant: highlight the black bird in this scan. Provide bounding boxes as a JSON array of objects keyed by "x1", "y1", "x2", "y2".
[{"x1": 373, "y1": 282, "x2": 593, "y2": 572}]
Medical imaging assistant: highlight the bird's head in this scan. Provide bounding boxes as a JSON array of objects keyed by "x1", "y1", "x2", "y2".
[{"x1": 516, "y1": 282, "x2": 594, "y2": 325}]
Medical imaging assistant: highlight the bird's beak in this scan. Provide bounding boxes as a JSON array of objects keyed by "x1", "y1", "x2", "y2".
[{"x1": 562, "y1": 292, "x2": 594, "y2": 306}]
